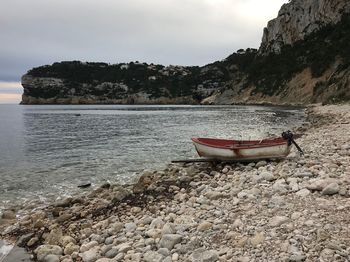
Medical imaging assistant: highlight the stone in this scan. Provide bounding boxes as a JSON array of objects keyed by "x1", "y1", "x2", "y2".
[
  {"x1": 64, "y1": 243, "x2": 79, "y2": 255},
  {"x1": 321, "y1": 183, "x2": 339, "y2": 195},
  {"x1": 35, "y1": 245, "x2": 63, "y2": 262},
  {"x1": 269, "y1": 216, "x2": 289, "y2": 227},
  {"x1": 116, "y1": 243, "x2": 131, "y2": 253},
  {"x1": 27, "y1": 237, "x2": 39, "y2": 247},
  {"x1": 1, "y1": 210, "x2": 16, "y2": 220},
  {"x1": 80, "y1": 241, "x2": 99, "y2": 253},
  {"x1": 105, "y1": 248, "x2": 118, "y2": 258},
  {"x1": 114, "y1": 253, "x2": 125, "y2": 261},
  {"x1": 260, "y1": 171, "x2": 275, "y2": 181},
  {"x1": 143, "y1": 250, "x2": 164, "y2": 262},
  {"x1": 124, "y1": 222, "x2": 137, "y2": 232},
  {"x1": 158, "y1": 248, "x2": 170, "y2": 257},
  {"x1": 150, "y1": 218, "x2": 165, "y2": 229},
  {"x1": 307, "y1": 179, "x2": 336, "y2": 191},
  {"x1": 197, "y1": 222, "x2": 212, "y2": 231},
  {"x1": 190, "y1": 248, "x2": 219, "y2": 262},
  {"x1": 80, "y1": 249, "x2": 98, "y2": 262},
  {"x1": 145, "y1": 229, "x2": 162, "y2": 239},
  {"x1": 250, "y1": 232, "x2": 265, "y2": 247},
  {"x1": 159, "y1": 234, "x2": 182, "y2": 250},
  {"x1": 296, "y1": 188, "x2": 310, "y2": 197},
  {"x1": 111, "y1": 186, "x2": 131, "y2": 203},
  {"x1": 56, "y1": 213, "x2": 73, "y2": 223},
  {"x1": 256, "y1": 161, "x2": 267, "y2": 168},
  {"x1": 96, "y1": 259, "x2": 115, "y2": 262},
  {"x1": 60, "y1": 236, "x2": 76, "y2": 246},
  {"x1": 289, "y1": 253, "x2": 306, "y2": 262},
  {"x1": 205, "y1": 191, "x2": 227, "y2": 200},
  {"x1": 162, "y1": 223, "x2": 175, "y2": 235},
  {"x1": 43, "y1": 254, "x2": 60, "y2": 262},
  {"x1": 17, "y1": 233, "x2": 34, "y2": 247},
  {"x1": 45, "y1": 228, "x2": 63, "y2": 245}
]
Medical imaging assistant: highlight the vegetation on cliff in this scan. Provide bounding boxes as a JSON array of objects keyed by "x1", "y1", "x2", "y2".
[{"x1": 24, "y1": 14, "x2": 350, "y2": 104}]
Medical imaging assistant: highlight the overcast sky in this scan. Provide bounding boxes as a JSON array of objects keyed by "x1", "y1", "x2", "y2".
[{"x1": 0, "y1": 0, "x2": 287, "y2": 103}]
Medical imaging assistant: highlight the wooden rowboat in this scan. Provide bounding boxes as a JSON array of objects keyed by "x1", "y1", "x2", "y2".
[{"x1": 191, "y1": 136, "x2": 293, "y2": 161}]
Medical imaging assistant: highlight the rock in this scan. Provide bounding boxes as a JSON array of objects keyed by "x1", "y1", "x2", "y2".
[
  {"x1": 111, "y1": 186, "x2": 131, "y2": 203},
  {"x1": 190, "y1": 248, "x2": 219, "y2": 262},
  {"x1": 1, "y1": 210, "x2": 16, "y2": 219},
  {"x1": 60, "y1": 236, "x2": 76, "y2": 246},
  {"x1": 289, "y1": 253, "x2": 306, "y2": 262},
  {"x1": 27, "y1": 237, "x2": 39, "y2": 247},
  {"x1": 269, "y1": 216, "x2": 289, "y2": 227},
  {"x1": 307, "y1": 179, "x2": 336, "y2": 191},
  {"x1": 33, "y1": 219, "x2": 45, "y2": 228},
  {"x1": 150, "y1": 218, "x2": 165, "y2": 229},
  {"x1": 96, "y1": 259, "x2": 114, "y2": 262},
  {"x1": 296, "y1": 188, "x2": 310, "y2": 197},
  {"x1": 78, "y1": 182, "x2": 91, "y2": 188},
  {"x1": 80, "y1": 249, "x2": 98, "y2": 262},
  {"x1": 321, "y1": 183, "x2": 339, "y2": 195},
  {"x1": 64, "y1": 243, "x2": 79, "y2": 255},
  {"x1": 108, "y1": 222, "x2": 124, "y2": 235},
  {"x1": 114, "y1": 253, "x2": 124, "y2": 261},
  {"x1": 205, "y1": 191, "x2": 227, "y2": 200},
  {"x1": 56, "y1": 213, "x2": 73, "y2": 223},
  {"x1": 256, "y1": 161, "x2": 267, "y2": 168},
  {"x1": 45, "y1": 228, "x2": 63, "y2": 245},
  {"x1": 80, "y1": 241, "x2": 99, "y2": 253},
  {"x1": 43, "y1": 254, "x2": 60, "y2": 262},
  {"x1": 35, "y1": 245, "x2": 63, "y2": 262},
  {"x1": 130, "y1": 207, "x2": 142, "y2": 214},
  {"x1": 124, "y1": 222, "x2": 137, "y2": 232},
  {"x1": 162, "y1": 223, "x2": 175, "y2": 235},
  {"x1": 158, "y1": 248, "x2": 170, "y2": 257},
  {"x1": 133, "y1": 172, "x2": 154, "y2": 193},
  {"x1": 116, "y1": 243, "x2": 131, "y2": 253},
  {"x1": 260, "y1": 171, "x2": 275, "y2": 181},
  {"x1": 159, "y1": 234, "x2": 182, "y2": 250},
  {"x1": 143, "y1": 250, "x2": 164, "y2": 262},
  {"x1": 145, "y1": 229, "x2": 162, "y2": 239},
  {"x1": 260, "y1": 0, "x2": 350, "y2": 53},
  {"x1": 197, "y1": 222, "x2": 213, "y2": 231},
  {"x1": 54, "y1": 197, "x2": 73, "y2": 207},
  {"x1": 17, "y1": 233, "x2": 34, "y2": 247},
  {"x1": 105, "y1": 248, "x2": 118, "y2": 258},
  {"x1": 272, "y1": 179, "x2": 288, "y2": 194},
  {"x1": 250, "y1": 232, "x2": 265, "y2": 247}
]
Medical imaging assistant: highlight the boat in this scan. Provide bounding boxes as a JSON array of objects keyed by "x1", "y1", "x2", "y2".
[{"x1": 191, "y1": 131, "x2": 302, "y2": 161}]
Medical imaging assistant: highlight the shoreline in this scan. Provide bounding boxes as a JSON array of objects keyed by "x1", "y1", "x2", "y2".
[{"x1": 1, "y1": 104, "x2": 350, "y2": 261}]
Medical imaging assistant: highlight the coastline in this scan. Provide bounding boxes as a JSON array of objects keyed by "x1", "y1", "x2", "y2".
[{"x1": 1, "y1": 104, "x2": 350, "y2": 262}]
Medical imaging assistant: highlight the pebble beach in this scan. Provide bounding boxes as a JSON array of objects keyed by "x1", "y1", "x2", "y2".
[{"x1": 1, "y1": 104, "x2": 350, "y2": 262}]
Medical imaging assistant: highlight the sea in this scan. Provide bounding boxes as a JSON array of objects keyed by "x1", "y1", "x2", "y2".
[{"x1": 0, "y1": 104, "x2": 305, "y2": 211}]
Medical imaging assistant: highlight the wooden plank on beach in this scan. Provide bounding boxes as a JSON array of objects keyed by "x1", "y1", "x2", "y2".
[{"x1": 171, "y1": 158, "x2": 219, "y2": 163}]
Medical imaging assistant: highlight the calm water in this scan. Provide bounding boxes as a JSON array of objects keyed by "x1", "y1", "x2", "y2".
[{"x1": 0, "y1": 104, "x2": 305, "y2": 210}]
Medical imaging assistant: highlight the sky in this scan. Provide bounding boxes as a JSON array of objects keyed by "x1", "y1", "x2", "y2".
[{"x1": 0, "y1": 0, "x2": 288, "y2": 104}]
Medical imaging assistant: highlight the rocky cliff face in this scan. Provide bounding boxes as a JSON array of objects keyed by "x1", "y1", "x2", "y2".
[
  {"x1": 260, "y1": 0, "x2": 350, "y2": 54},
  {"x1": 21, "y1": 0, "x2": 350, "y2": 105}
]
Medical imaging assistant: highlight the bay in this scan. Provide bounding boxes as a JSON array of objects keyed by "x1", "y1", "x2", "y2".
[{"x1": 0, "y1": 104, "x2": 305, "y2": 210}]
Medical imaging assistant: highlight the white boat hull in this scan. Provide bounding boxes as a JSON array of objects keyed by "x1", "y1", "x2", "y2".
[{"x1": 193, "y1": 141, "x2": 292, "y2": 161}]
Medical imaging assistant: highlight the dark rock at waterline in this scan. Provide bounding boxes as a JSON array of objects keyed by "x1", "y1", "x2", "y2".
[{"x1": 78, "y1": 183, "x2": 91, "y2": 188}]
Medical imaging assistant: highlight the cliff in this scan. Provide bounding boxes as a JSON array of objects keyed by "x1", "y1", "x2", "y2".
[
  {"x1": 21, "y1": 0, "x2": 350, "y2": 105},
  {"x1": 260, "y1": 0, "x2": 350, "y2": 54}
]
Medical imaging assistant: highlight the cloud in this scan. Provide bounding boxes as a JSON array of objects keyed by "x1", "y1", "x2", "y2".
[
  {"x1": 0, "y1": 0, "x2": 287, "y2": 82},
  {"x1": 0, "y1": 82, "x2": 22, "y2": 104}
]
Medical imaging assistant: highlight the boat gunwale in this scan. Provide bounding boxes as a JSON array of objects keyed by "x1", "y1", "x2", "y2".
[{"x1": 191, "y1": 137, "x2": 288, "y2": 150}]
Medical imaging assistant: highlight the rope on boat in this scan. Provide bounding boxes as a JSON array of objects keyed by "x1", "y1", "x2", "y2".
[{"x1": 282, "y1": 130, "x2": 304, "y2": 155}]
